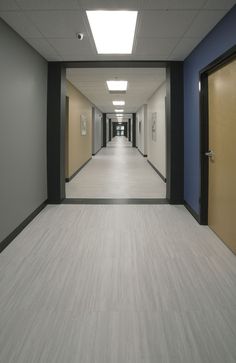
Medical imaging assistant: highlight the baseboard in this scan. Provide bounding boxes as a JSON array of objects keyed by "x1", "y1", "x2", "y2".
[
  {"x1": 0, "y1": 201, "x2": 47, "y2": 254},
  {"x1": 137, "y1": 148, "x2": 147, "y2": 157},
  {"x1": 147, "y1": 160, "x2": 167, "y2": 183},
  {"x1": 92, "y1": 147, "x2": 102, "y2": 156},
  {"x1": 65, "y1": 158, "x2": 92, "y2": 182},
  {"x1": 184, "y1": 201, "x2": 200, "y2": 224}
]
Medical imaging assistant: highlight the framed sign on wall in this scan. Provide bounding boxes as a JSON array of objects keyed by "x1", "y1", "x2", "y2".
[
  {"x1": 152, "y1": 112, "x2": 157, "y2": 142},
  {"x1": 80, "y1": 114, "x2": 87, "y2": 136}
]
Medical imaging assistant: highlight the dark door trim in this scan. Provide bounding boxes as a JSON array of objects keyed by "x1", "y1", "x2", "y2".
[
  {"x1": 47, "y1": 60, "x2": 184, "y2": 204},
  {"x1": 199, "y1": 45, "x2": 236, "y2": 224}
]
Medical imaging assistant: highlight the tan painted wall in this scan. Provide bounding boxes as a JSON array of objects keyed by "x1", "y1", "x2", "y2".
[{"x1": 66, "y1": 81, "x2": 92, "y2": 178}]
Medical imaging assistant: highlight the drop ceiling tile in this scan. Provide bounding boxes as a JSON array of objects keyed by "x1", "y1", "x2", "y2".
[
  {"x1": 204, "y1": 0, "x2": 236, "y2": 9},
  {"x1": 185, "y1": 10, "x2": 227, "y2": 38},
  {"x1": 26, "y1": 10, "x2": 85, "y2": 38},
  {"x1": 139, "y1": 0, "x2": 206, "y2": 10},
  {"x1": 47, "y1": 37, "x2": 94, "y2": 55},
  {"x1": 139, "y1": 10, "x2": 197, "y2": 37},
  {"x1": 0, "y1": 0, "x2": 19, "y2": 10},
  {"x1": 16, "y1": 0, "x2": 81, "y2": 10},
  {"x1": 25, "y1": 37, "x2": 62, "y2": 60},
  {"x1": 168, "y1": 37, "x2": 201, "y2": 60},
  {"x1": 0, "y1": 11, "x2": 43, "y2": 37},
  {"x1": 135, "y1": 37, "x2": 179, "y2": 56},
  {"x1": 78, "y1": 0, "x2": 138, "y2": 10}
]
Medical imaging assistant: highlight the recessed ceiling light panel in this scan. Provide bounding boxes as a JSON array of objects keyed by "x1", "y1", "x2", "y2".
[
  {"x1": 86, "y1": 11, "x2": 138, "y2": 54},
  {"x1": 107, "y1": 81, "x2": 128, "y2": 91},
  {"x1": 115, "y1": 109, "x2": 124, "y2": 113},
  {"x1": 113, "y1": 101, "x2": 125, "y2": 106}
]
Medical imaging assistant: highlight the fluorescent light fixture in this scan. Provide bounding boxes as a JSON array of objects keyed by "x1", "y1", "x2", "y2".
[
  {"x1": 115, "y1": 109, "x2": 124, "y2": 113},
  {"x1": 86, "y1": 11, "x2": 138, "y2": 54},
  {"x1": 107, "y1": 81, "x2": 128, "y2": 92},
  {"x1": 116, "y1": 114, "x2": 123, "y2": 117},
  {"x1": 113, "y1": 101, "x2": 125, "y2": 106}
]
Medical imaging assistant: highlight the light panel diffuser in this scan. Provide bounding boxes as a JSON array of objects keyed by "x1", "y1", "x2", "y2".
[
  {"x1": 113, "y1": 101, "x2": 125, "y2": 106},
  {"x1": 107, "y1": 81, "x2": 128, "y2": 91},
  {"x1": 86, "y1": 11, "x2": 138, "y2": 54}
]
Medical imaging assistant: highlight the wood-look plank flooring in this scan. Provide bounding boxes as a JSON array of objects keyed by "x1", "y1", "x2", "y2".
[
  {"x1": 0, "y1": 204, "x2": 236, "y2": 362},
  {"x1": 66, "y1": 137, "x2": 166, "y2": 199}
]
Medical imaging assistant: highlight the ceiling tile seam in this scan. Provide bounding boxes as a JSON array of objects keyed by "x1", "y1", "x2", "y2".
[
  {"x1": 14, "y1": 0, "x2": 82, "y2": 12},
  {"x1": 167, "y1": 8, "x2": 202, "y2": 59},
  {"x1": 16, "y1": 9, "x2": 63, "y2": 59}
]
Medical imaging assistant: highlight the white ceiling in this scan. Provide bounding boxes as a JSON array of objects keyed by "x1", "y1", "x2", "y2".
[
  {"x1": 66, "y1": 67, "x2": 166, "y2": 113},
  {"x1": 0, "y1": 0, "x2": 235, "y2": 61}
]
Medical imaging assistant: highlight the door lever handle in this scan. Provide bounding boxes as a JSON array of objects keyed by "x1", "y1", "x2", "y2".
[{"x1": 205, "y1": 150, "x2": 214, "y2": 159}]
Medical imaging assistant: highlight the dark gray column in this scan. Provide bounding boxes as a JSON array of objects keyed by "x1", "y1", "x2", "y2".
[
  {"x1": 166, "y1": 62, "x2": 184, "y2": 204},
  {"x1": 132, "y1": 113, "x2": 136, "y2": 147},
  {"x1": 47, "y1": 62, "x2": 66, "y2": 203},
  {"x1": 102, "y1": 113, "x2": 107, "y2": 147}
]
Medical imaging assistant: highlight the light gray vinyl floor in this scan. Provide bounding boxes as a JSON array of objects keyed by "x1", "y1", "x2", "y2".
[
  {"x1": 66, "y1": 136, "x2": 166, "y2": 199},
  {"x1": 0, "y1": 204, "x2": 236, "y2": 363}
]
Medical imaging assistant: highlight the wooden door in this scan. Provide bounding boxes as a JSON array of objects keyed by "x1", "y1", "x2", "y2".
[{"x1": 208, "y1": 58, "x2": 236, "y2": 253}]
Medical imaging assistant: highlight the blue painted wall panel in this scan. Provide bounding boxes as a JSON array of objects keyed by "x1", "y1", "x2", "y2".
[{"x1": 184, "y1": 5, "x2": 236, "y2": 214}]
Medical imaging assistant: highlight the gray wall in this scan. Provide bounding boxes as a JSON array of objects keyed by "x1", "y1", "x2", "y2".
[
  {"x1": 92, "y1": 107, "x2": 102, "y2": 154},
  {"x1": 0, "y1": 19, "x2": 48, "y2": 242}
]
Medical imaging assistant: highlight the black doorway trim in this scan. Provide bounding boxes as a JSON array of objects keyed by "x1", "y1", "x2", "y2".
[
  {"x1": 102, "y1": 113, "x2": 107, "y2": 147},
  {"x1": 47, "y1": 60, "x2": 184, "y2": 205},
  {"x1": 199, "y1": 45, "x2": 236, "y2": 225},
  {"x1": 132, "y1": 113, "x2": 136, "y2": 147},
  {"x1": 109, "y1": 119, "x2": 112, "y2": 141}
]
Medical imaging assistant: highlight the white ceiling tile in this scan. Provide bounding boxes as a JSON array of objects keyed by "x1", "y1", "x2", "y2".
[
  {"x1": 184, "y1": 10, "x2": 227, "y2": 38},
  {"x1": 16, "y1": 0, "x2": 81, "y2": 10},
  {"x1": 139, "y1": 0, "x2": 206, "y2": 10},
  {"x1": 139, "y1": 10, "x2": 197, "y2": 37},
  {"x1": 47, "y1": 37, "x2": 94, "y2": 55},
  {"x1": 204, "y1": 0, "x2": 236, "y2": 10},
  {"x1": 25, "y1": 37, "x2": 62, "y2": 59},
  {"x1": 0, "y1": 0, "x2": 19, "y2": 10},
  {"x1": 26, "y1": 10, "x2": 85, "y2": 38},
  {"x1": 168, "y1": 37, "x2": 201, "y2": 60},
  {"x1": 0, "y1": 11, "x2": 43, "y2": 37},
  {"x1": 78, "y1": 0, "x2": 138, "y2": 10},
  {"x1": 135, "y1": 37, "x2": 179, "y2": 56}
]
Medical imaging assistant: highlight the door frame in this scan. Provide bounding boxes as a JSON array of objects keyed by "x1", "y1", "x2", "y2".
[
  {"x1": 47, "y1": 60, "x2": 184, "y2": 204},
  {"x1": 199, "y1": 45, "x2": 236, "y2": 224}
]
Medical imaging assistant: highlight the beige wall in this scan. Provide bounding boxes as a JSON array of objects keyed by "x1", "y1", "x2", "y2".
[{"x1": 66, "y1": 81, "x2": 92, "y2": 178}]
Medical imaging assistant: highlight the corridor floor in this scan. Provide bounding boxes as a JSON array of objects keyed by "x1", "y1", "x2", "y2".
[
  {"x1": 66, "y1": 136, "x2": 166, "y2": 199},
  {"x1": 0, "y1": 204, "x2": 236, "y2": 363}
]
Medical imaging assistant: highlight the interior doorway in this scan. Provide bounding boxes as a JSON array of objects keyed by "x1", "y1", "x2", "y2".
[
  {"x1": 47, "y1": 61, "x2": 184, "y2": 204},
  {"x1": 200, "y1": 48, "x2": 236, "y2": 253}
]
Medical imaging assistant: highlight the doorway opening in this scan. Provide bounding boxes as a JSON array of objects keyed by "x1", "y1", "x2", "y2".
[
  {"x1": 47, "y1": 61, "x2": 184, "y2": 205},
  {"x1": 64, "y1": 67, "x2": 168, "y2": 200}
]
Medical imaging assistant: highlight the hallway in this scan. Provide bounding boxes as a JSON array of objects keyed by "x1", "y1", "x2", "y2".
[
  {"x1": 0, "y1": 204, "x2": 236, "y2": 363},
  {"x1": 66, "y1": 137, "x2": 166, "y2": 199}
]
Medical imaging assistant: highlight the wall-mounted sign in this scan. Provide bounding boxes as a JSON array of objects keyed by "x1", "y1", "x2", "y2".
[
  {"x1": 152, "y1": 112, "x2": 157, "y2": 142},
  {"x1": 80, "y1": 114, "x2": 87, "y2": 136}
]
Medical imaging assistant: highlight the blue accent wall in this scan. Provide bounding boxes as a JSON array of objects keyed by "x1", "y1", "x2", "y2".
[{"x1": 184, "y1": 5, "x2": 236, "y2": 214}]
